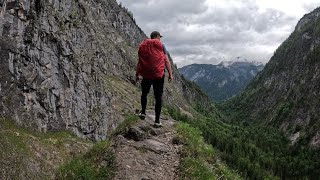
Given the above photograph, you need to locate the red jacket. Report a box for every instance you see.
[136,39,165,79]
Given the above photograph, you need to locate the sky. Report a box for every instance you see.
[116,0,320,67]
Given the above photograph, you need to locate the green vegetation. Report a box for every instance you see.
[0,106,137,179]
[210,11,320,179]
[181,75,209,99]
[307,44,320,64]
[0,118,92,179]
[176,123,215,163]
[315,18,320,36]
[180,64,264,102]
[0,117,117,179]
[110,114,140,137]
[203,12,320,178]
[175,122,241,180]
[179,157,216,179]
[167,106,241,179]
[57,114,140,179]
[56,141,115,180]
[175,123,216,179]
[168,105,320,179]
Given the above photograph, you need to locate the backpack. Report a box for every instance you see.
[137,39,165,79]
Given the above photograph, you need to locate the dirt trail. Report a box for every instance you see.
[113,110,181,180]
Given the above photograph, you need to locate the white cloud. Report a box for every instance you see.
[117,0,320,67]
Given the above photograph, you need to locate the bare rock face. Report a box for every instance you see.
[0,0,146,140]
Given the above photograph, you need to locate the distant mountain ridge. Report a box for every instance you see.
[179,60,264,101]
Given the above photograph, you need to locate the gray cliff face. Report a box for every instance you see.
[0,0,146,140]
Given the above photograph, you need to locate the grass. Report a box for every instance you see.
[0,118,93,179]
[175,122,216,179]
[56,141,115,180]
[0,110,137,179]
[110,114,140,137]
[175,122,242,180]
[168,105,242,179]
[56,114,141,179]
[175,123,215,162]
[179,157,216,180]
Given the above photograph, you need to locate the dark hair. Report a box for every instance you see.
[150,31,162,39]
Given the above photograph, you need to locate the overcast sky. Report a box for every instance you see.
[116,0,320,67]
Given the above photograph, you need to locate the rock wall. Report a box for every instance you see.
[0,0,146,140]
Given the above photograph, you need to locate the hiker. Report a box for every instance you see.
[136,31,173,127]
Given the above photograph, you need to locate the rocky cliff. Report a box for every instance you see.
[222,7,320,147]
[0,0,207,141]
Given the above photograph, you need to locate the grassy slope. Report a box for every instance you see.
[0,118,93,179]
[175,122,242,180]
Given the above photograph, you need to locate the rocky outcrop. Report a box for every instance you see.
[0,0,146,140]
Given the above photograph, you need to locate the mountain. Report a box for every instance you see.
[222,7,320,148]
[0,0,212,177]
[179,60,264,101]
[4,0,319,179]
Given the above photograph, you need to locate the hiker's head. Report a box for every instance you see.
[150,31,162,39]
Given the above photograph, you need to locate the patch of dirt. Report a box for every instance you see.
[112,111,181,180]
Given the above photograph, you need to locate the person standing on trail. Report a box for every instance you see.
[136,31,173,128]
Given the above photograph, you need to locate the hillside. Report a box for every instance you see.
[179,61,264,101]
[172,7,320,179]
[221,7,320,148]
[212,7,320,179]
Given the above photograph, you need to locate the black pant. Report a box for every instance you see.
[141,76,164,123]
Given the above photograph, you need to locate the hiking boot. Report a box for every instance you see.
[138,112,146,120]
[153,122,162,128]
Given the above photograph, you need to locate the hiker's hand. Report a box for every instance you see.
[168,75,173,83]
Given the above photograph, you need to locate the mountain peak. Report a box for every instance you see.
[218,58,264,68]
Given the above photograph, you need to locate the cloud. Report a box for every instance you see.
[303,2,320,13]
[120,0,207,23]
[117,0,319,67]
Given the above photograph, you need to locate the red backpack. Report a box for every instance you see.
[137,39,165,79]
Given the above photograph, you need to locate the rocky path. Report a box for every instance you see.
[112,111,181,180]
